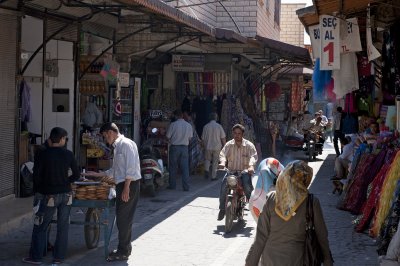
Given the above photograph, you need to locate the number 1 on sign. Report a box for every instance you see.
[323,42,334,65]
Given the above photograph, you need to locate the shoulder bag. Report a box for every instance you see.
[303,193,323,266]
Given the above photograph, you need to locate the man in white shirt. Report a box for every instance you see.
[332,136,354,180]
[84,122,141,261]
[166,109,193,191]
[201,113,226,180]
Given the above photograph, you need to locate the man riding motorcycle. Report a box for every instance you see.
[303,116,325,154]
[217,124,258,221]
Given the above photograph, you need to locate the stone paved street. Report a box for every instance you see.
[0,142,379,266]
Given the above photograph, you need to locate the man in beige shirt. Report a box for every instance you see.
[201,113,226,180]
[217,124,258,221]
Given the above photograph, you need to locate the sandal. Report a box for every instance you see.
[107,250,129,262]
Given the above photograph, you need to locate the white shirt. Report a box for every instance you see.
[166,118,193,146]
[201,120,226,150]
[339,142,354,162]
[104,135,141,184]
[219,138,258,171]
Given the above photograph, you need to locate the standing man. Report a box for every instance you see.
[333,106,345,156]
[201,113,226,180]
[217,124,258,221]
[23,127,79,265]
[166,109,193,191]
[84,122,141,261]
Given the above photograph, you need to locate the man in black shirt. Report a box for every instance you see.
[23,127,79,265]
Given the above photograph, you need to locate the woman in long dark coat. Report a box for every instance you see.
[246,160,333,266]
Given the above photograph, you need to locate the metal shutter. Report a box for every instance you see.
[0,13,17,197]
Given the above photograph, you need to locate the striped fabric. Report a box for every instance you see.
[219,138,258,171]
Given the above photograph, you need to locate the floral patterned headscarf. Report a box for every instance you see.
[275,160,313,221]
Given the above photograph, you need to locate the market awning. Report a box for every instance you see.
[253,35,312,67]
[296,0,381,28]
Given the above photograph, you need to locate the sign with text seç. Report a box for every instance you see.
[172,54,205,72]
[320,15,340,70]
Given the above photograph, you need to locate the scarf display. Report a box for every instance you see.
[275,160,313,221]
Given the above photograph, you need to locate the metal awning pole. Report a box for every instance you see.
[41,13,47,143]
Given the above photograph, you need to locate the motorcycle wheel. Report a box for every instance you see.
[84,208,100,249]
[225,199,234,233]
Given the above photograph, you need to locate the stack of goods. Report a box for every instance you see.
[72,177,114,200]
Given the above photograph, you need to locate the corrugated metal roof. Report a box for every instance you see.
[296,0,381,27]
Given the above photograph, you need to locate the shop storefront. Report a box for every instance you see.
[297,0,400,261]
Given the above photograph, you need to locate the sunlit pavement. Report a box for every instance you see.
[0,142,378,265]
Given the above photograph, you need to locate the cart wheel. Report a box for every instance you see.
[84,208,100,249]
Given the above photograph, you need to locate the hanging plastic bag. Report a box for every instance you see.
[249,158,284,223]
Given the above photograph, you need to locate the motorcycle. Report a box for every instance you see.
[303,129,324,161]
[222,170,247,233]
[139,128,165,197]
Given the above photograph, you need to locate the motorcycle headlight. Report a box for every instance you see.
[226,175,238,187]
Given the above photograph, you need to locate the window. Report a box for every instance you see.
[274,0,281,25]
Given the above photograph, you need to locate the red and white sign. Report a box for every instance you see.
[319,15,340,70]
[320,15,340,70]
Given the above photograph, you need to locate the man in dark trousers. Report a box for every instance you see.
[23,127,79,265]
[85,122,141,261]
[333,106,345,156]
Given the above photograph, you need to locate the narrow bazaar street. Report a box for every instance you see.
[0,143,379,266]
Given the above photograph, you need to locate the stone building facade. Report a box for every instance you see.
[169,0,281,39]
[280,3,306,47]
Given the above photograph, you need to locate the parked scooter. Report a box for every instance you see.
[221,169,247,233]
[139,128,164,197]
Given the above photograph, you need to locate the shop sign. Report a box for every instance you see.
[133,78,141,144]
[340,18,362,53]
[149,110,163,118]
[119,72,130,87]
[172,54,205,72]
[309,24,321,59]
[320,15,340,70]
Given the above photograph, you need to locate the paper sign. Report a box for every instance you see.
[119,72,129,87]
[340,18,362,53]
[320,15,340,70]
[309,24,321,59]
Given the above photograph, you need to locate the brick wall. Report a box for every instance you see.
[257,0,280,39]
[280,3,305,47]
[165,0,280,39]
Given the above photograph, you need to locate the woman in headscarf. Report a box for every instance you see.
[245,160,333,266]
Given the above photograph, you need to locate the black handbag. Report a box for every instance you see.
[303,193,323,266]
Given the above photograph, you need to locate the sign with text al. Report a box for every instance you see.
[320,15,340,70]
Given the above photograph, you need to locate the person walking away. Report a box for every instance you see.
[333,106,345,156]
[217,124,258,221]
[245,160,333,266]
[201,113,226,180]
[23,127,79,265]
[166,109,193,191]
[84,122,141,261]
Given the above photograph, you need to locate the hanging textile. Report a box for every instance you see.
[355,149,396,233]
[370,150,400,237]
[312,58,332,101]
[377,180,400,255]
[20,80,32,123]
[381,21,400,98]
[332,53,359,99]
